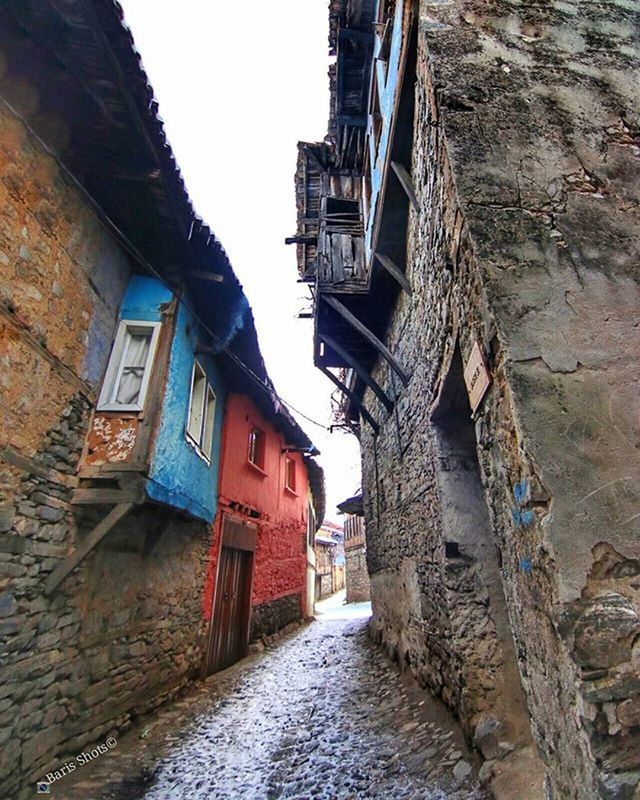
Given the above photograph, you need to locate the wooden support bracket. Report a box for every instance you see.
[319,333,394,412]
[321,295,410,386]
[318,366,379,433]
[44,503,135,595]
[391,161,420,212]
[375,253,412,296]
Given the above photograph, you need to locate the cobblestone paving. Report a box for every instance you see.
[55,594,486,800]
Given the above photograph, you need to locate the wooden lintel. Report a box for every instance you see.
[71,486,145,506]
[44,503,135,595]
[319,333,394,412]
[321,295,410,386]
[375,253,412,295]
[391,161,420,212]
[77,463,147,479]
[318,366,379,433]
[189,270,224,283]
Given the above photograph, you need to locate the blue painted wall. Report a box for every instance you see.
[365,0,405,255]
[148,298,226,523]
[114,275,225,523]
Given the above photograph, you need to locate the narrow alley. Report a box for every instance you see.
[56,594,486,800]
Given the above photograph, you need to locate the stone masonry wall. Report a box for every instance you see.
[250,592,302,641]
[361,1,640,797]
[0,401,211,797]
[0,100,215,797]
[345,543,370,603]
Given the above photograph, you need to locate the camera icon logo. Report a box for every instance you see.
[36,782,50,794]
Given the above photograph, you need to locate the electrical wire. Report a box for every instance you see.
[2,97,332,434]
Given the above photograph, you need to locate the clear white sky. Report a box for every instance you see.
[119,0,361,520]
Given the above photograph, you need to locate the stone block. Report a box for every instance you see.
[35,505,65,523]
[0,592,18,617]
[21,726,62,770]
[618,698,640,729]
[573,594,640,669]
[0,506,15,532]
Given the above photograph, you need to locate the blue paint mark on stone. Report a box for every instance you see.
[520,509,535,527]
[519,558,533,575]
[513,479,529,507]
[511,505,535,528]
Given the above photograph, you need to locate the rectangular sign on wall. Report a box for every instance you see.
[463,341,491,413]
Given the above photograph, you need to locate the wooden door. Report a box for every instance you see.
[206,517,256,675]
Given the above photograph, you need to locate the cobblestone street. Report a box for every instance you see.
[54,594,486,800]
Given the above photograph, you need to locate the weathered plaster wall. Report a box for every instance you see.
[203,394,308,632]
[149,300,226,523]
[361,1,640,797]
[0,101,129,483]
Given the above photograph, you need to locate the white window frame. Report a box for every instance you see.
[186,360,216,463]
[97,320,162,412]
[284,456,296,492]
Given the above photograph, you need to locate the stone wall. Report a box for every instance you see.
[0,394,212,799]
[250,592,302,641]
[345,543,370,603]
[360,1,640,797]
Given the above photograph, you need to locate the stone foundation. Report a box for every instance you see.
[249,592,302,641]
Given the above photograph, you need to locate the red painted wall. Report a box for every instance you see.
[202,394,309,620]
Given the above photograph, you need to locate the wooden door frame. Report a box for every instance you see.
[203,513,257,676]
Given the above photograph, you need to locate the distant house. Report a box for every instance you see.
[314,521,345,600]
[203,394,324,673]
[338,493,370,603]
[0,2,323,794]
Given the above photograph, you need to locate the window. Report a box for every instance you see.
[285,456,296,492]
[186,361,216,460]
[325,197,363,235]
[97,320,161,412]
[248,426,266,470]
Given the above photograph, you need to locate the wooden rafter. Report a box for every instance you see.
[318,366,380,433]
[319,333,394,412]
[321,295,410,386]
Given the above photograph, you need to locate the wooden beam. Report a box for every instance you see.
[321,295,410,386]
[285,234,318,245]
[391,161,420,212]
[44,503,135,595]
[71,486,145,505]
[318,366,379,433]
[189,271,224,283]
[319,334,394,412]
[375,253,413,295]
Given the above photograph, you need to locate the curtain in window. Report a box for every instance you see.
[116,332,151,405]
